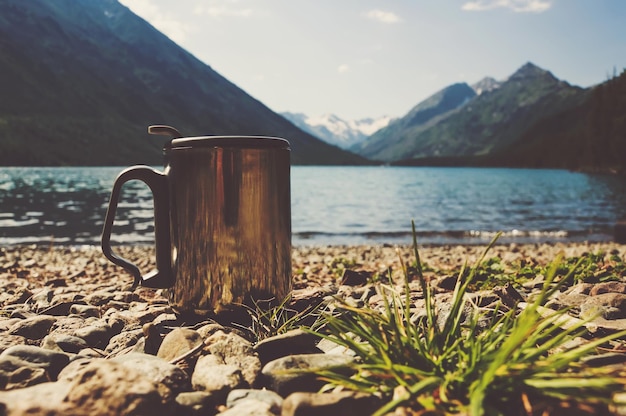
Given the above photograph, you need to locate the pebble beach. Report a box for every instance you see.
[0,241,625,415]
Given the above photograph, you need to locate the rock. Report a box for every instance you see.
[205,330,262,387]
[40,301,75,316]
[73,319,115,348]
[8,315,57,340]
[69,304,101,318]
[0,335,28,354]
[118,304,174,325]
[340,269,371,286]
[589,282,626,296]
[0,318,21,331]
[0,379,72,415]
[41,333,89,354]
[105,328,144,356]
[57,358,94,382]
[581,293,626,319]
[83,289,117,306]
[281,391,381,416]
[315,338,354,355]
[0,345,70,389]
[175,391,216,415]
[218,399,275,415]
[49,315,87,336]
[254,329,320,365]
[226,388,283,413]
[157,327,203,362]
[30,288,55,311]
[141,322,164,355]
[191,355,246,403]
[112,353,190,395]
[261,354,354,397]
[64,359,175,414]
[196,322,227,339]
[0,288,32,306]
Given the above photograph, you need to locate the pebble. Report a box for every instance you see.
[0,243,623,414]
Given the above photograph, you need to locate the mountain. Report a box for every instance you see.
[351,82,477,161]
[471,77,502,95]
[354,63,587,163]
[281,112,393,149]
[484,69,626,172]
[0,0,369,166]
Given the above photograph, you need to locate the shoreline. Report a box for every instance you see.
[1,241,624,289]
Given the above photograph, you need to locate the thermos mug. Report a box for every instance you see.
[101,126,292,317]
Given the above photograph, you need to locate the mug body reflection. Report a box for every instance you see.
[167,142,291,315]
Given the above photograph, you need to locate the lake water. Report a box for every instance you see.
[1,166,625,246]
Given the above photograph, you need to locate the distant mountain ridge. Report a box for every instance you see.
[359,62,625,173]
[471,77,502,95]
[0,0,369,166]
[351,82,477,160]
[281,112,393,149]
[351,63,587,162]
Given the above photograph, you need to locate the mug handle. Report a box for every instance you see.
[101,165,173,289]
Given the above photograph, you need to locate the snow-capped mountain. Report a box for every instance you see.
[281,112,393,149]
[471,77,502,95]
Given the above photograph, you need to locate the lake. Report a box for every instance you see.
[1,166,625,246]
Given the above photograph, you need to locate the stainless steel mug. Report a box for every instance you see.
[101,126,292,317]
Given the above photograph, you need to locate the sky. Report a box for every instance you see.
[118,0,625,121]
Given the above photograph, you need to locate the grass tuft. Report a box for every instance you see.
[310,222,626,415]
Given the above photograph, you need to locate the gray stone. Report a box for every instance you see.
[281,391,382,416]
[254,329,320,365]
[226,388,283,413]
[118,304,174,325]
[219,399,275,415]
[30,288,54,310]
[105,328,144,356]
[112,353,190,394]
[83,289,116,306]
[69,304,101,318]
[206,330,262,387]
[196,322,227,339]
[62,359,175,414]
[192,355,246,402]
[57,357,94,382]
[0,379,72,415]
[0,318,21,331]
[582,293,626,319]
[157,327,203,362]
[589,281,626,296]
[41,333,89,353]
[49,315,87,336]
[0,335,28,354]
[261,354,354,396]
[0,345,70,389]
[0,287,32,307]
[8,315,57,340]
[175,391,215,416]
[73,319,115,348]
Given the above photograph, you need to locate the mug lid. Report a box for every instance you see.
[170,136,290,150]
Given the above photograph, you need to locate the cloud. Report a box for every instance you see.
[119,0,189,42]
[462,0,552,13]
[337,64,350,74]
[193,0,256,18]
[194,5,254,18]
[364,9,401,24]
